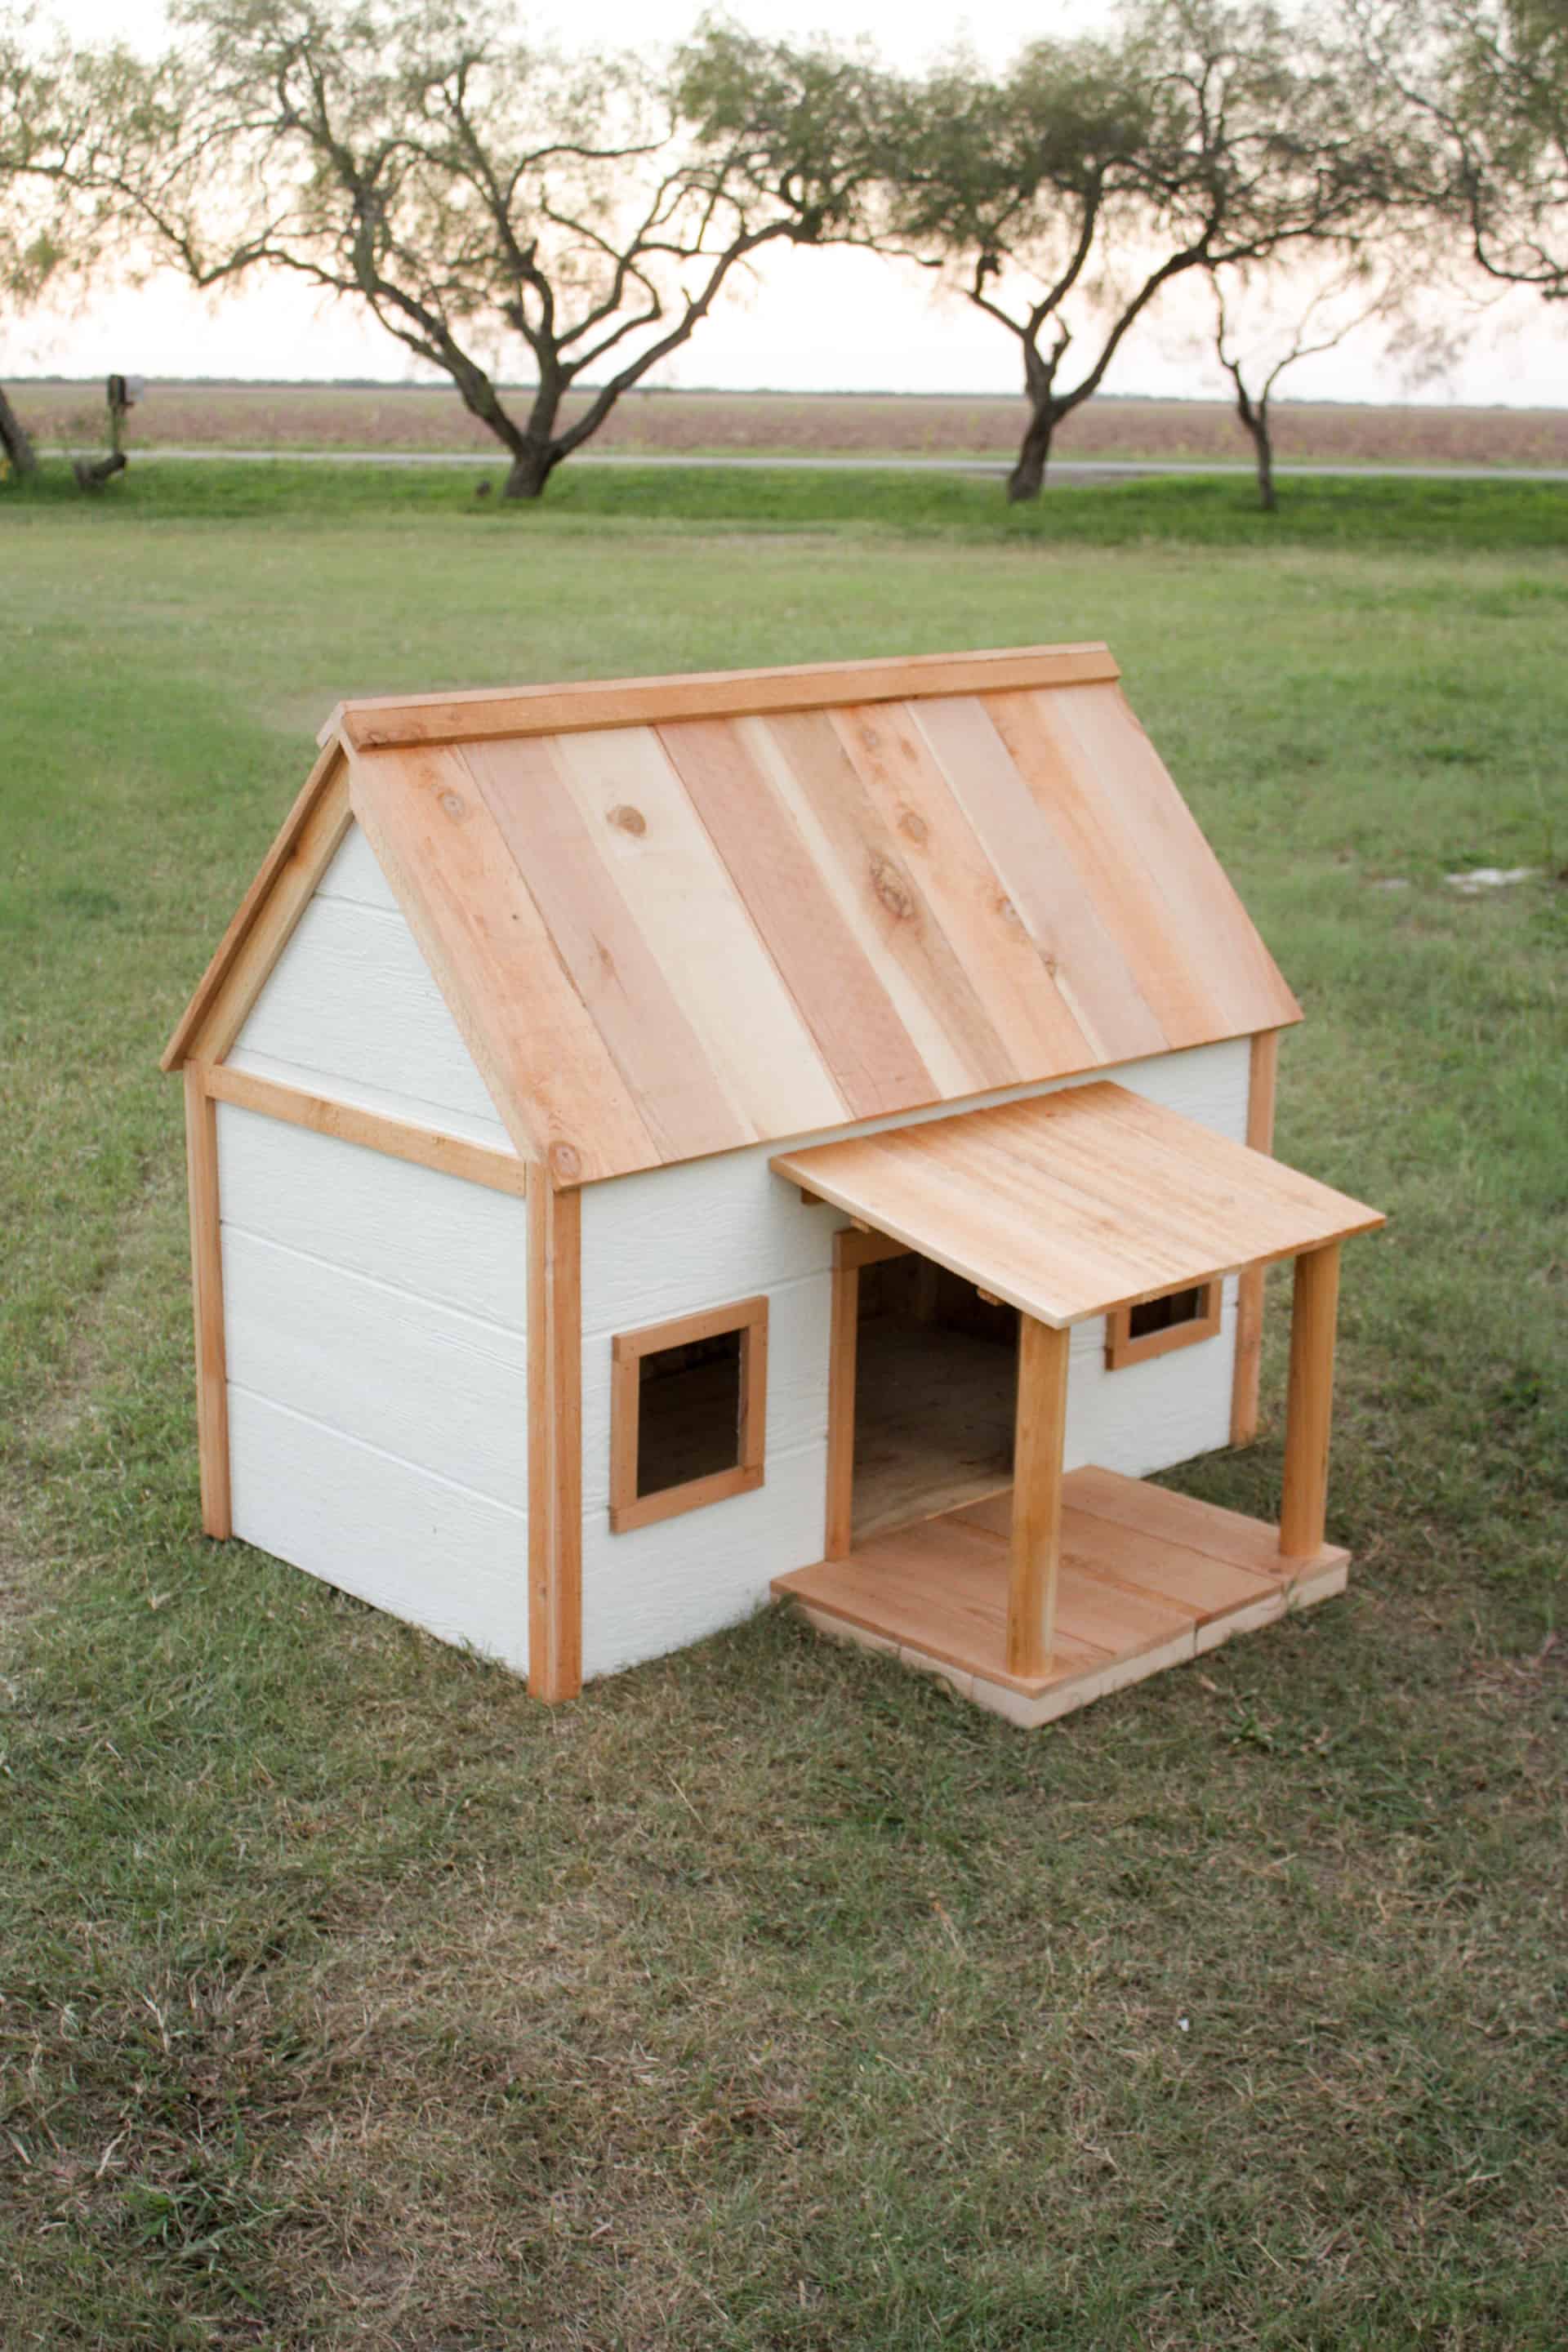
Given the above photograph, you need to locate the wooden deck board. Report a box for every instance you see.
[774,1465,1348,1724]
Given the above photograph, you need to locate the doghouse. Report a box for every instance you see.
[163,644,1383,1726]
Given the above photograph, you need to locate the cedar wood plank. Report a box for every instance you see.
[748,709,1019,1098]
[528,1181,583,1699]
[327,642,1121,751]
[350,746,660,1184]
[985,688,1246,1051]
[183,1064,231,1537]
[1231,1028,1281,1446]
[461,736,751,1164]
[774,1082,1383,1325]
[829,702,1094,1076]
[912,695,1171,1063]
[545,725,846,1148]
[1052,684,1302,1033]
[205,1061,529,1197]
[658,714,938,1120]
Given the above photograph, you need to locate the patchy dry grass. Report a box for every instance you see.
[2,476,1565,2346]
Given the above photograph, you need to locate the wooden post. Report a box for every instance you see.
[1231,1027,1281,1446]
[1279,1240,1341,1559]
[528,1180,582,1701]
[183,1063,231,1539]
[825,1261,859,1561]
[1009,1316,1071,1677]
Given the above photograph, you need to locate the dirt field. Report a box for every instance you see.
[14,378,1568,466]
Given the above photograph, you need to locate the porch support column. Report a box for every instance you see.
[1009,1315,1071,1678]
[1279,1240,1341,1559]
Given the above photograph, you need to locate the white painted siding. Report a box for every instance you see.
[229,823,516,1152]
[217,1103,529,1673]
[577,1037,1253,1682]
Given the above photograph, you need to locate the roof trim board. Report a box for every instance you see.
[772,1082,1384,1329]
[323,642,1122,753]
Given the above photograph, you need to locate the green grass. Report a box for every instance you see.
[11,449,1568,548]
[2,467,1566,2349]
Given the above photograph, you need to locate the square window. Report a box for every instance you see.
[1105,1280,1222,1370]
[610,1297,768,1534]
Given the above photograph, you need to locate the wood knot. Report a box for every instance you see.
[996,893,1022,926]
[548,1141,582,1184]
[869,854,916,923]
[439,789,467,821]
[898,809,928,846]
[608,804,647,836]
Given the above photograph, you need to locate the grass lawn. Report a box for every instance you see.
[2,464,1566,2350]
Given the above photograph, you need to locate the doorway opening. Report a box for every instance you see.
[851,1249,1019,1543]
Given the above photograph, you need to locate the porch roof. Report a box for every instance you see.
[772,1081,1383,1330]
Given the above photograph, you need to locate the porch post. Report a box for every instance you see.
[1009,1316,1071,1677]
[1279,1240,1342,1559]
[824,1259,859,1561]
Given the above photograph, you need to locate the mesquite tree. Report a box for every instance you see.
[111,0,880,498]
[1358,0,1566,305]
[1206,240,1450,507]
[689,2,1399,501]
[907,2,1404,501]
[0,9,116,474]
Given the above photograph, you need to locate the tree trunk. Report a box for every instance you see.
[1006,403,1058,504]
[502,440,559,501]
[1228,375,1276,514]
[72,451,127,491]
[1246,409,1276,512]
[0,383,37,477]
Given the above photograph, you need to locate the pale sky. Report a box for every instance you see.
[18,0,1565,407]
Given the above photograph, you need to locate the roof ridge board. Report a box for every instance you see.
[323,643,1120,755]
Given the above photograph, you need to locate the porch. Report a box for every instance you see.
[770,1079,1383,1727]
[774,1466,1348,1727]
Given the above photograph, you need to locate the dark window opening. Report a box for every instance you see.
[636,1328,743,1499]
[1128,1285,1207,1340]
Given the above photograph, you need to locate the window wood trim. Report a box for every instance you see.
[1104,1281,1223,1370]
[609,1295,768,1535]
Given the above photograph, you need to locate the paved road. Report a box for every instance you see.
[134,446,1568,483]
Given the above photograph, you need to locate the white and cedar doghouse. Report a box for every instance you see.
[163,644,1383,1728]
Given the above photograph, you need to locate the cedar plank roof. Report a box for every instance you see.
[166,645,1301,1184]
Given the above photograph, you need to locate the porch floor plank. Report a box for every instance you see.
[774,1465,1348,1726]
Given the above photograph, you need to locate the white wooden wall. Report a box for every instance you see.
[228,825,518,1153]
[579,1037,1252,1682]
[220,825,528,1671]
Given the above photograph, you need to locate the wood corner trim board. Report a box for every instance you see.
[1230,1026,1283,1447]
[326,643,1121,753]
[183,1063,231,1539]
[528,1178,583,1704]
